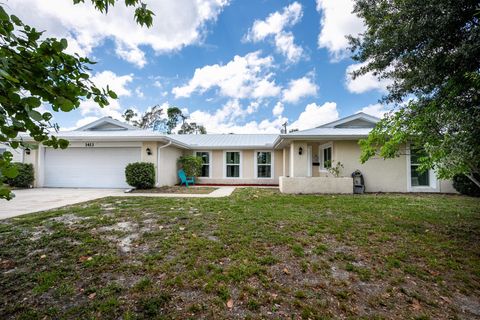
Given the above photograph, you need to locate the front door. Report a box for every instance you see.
[307,146,312,177]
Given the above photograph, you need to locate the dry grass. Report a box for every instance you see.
[0,188,479,319]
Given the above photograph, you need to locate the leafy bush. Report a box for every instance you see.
[125,162,155,189]
[178,155,203,177]
[325,161,344,177]
[453,174,480,197]
[6,163,34,188]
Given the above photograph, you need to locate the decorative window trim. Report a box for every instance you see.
[223,150,242,179]
[406,143,439,192]
[254,150,274,179]
[319,142,333,172]
[194,150,212,178]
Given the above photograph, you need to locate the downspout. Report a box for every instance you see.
[156,140,172,187]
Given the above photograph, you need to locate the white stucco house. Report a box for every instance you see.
[17,113,456,194]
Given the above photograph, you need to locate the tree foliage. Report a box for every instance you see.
[0,6,112,199]
[178,155,203,177]
[0,1,154,199]
[123,106,207,134]
[73,0,154,27]
[166,107,183,134]
[351,0,480,188]
[178,122,207,134]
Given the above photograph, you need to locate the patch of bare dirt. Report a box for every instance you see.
[49,214,89,225]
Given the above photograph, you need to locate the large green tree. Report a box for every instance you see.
[350,0,480,188]
[0,1,154,199]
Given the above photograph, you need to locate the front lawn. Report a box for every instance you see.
[0,189,479,319]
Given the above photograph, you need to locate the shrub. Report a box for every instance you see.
[326,160,344,177]
[177,155,203,177]
[453,174,480,197]
[125,162,155,189]
[6,163,34,188]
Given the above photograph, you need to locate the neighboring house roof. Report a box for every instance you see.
[168,134,278,149]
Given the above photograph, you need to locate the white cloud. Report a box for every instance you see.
[79,99,124,120]
[245,2,304,63]
[8,0,229,67]
[246,101,260,114]
[272,102,284,116]
[115,42,147,68]
[345,62,392,94]
[357,103,389,118]
[135,87,145,99]
[185,99,287,133]
[316,0,365,60]
[60,116,100,131]
[282,75,318,103]
[184,100,339,134]
[78,70,133,119]
[90,70,133,97]
[172,51,281,99]
[289,102,339,130]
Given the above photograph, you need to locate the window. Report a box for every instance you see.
[195,151,210,178]
[256,151,272,178]
[410,148,429,186]
[225,151,241,178]
[320,143,332,170]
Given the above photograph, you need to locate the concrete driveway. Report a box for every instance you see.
[0,188,124,219]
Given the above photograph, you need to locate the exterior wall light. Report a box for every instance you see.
[298,147,303,155]
[146,148,152,155]
[25,148,31,155]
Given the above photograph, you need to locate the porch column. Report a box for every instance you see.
[289,141,309,177]
[37,144,45,187]
[282,147,290,177]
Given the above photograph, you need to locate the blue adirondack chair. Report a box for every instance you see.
[178,169,195,187]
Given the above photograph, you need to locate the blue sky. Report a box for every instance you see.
[10,0,390,133]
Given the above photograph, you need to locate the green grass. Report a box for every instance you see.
[0,188,479,319]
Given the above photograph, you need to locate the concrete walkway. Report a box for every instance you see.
[122,186,236,198]
[0,187,236,219]
[0,188,124,219]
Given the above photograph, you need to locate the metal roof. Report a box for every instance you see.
[318,112,380,128]
[168,134,278,149]
[17,114,377,150]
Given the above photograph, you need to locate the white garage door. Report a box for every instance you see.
[44,147,141,188]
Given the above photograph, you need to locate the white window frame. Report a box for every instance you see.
[223,150,242,179]
[319,142,333,172]
[193,150,212,178]
[254,150,274,179]
[406,143,438,192]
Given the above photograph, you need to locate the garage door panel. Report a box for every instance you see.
[44,147,141,188]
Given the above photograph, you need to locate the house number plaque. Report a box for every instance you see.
[85,142,95,147]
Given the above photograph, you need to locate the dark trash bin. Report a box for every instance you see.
[351,170,365,194]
